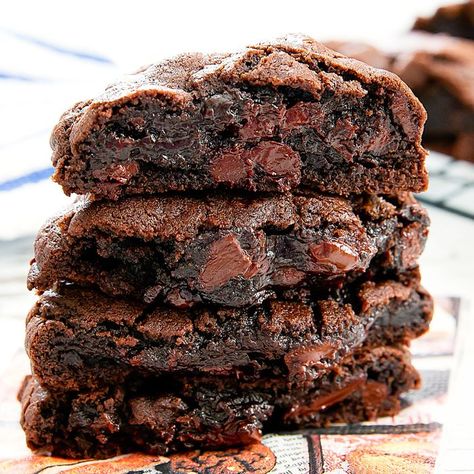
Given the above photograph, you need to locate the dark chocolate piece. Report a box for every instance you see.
[19,345,420,459]
[28,193,429,308]
[51,35,428,199]
[26,270,431,391]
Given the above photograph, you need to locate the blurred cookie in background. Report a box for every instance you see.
[327,34,474,162]
[413,0,474,40]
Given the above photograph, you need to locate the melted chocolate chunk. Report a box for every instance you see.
[361,380,390,415]
[285,376,367,420]
[199,234,253,291]
[249,141,301,181]
[91,161,139,185]
[239,101,285,140]
[308,241,360,273]
[284,342,337,381]
[210,141,301,189]
[210,151,252,184]
[282,102,319,130]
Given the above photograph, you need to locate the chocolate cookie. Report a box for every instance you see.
[51,35,428,199]
[26,270,431,391]
[328,35,474,162]
[414,1,474,40]
[28,193,429,308]
[19,345,420,459]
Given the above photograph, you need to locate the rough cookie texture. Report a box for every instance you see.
[329,34,474,162]
[19,345,420,459]
[51,35,428,199]
[26,270,432,391]
[414,0,474,40]
[28,193,429,308]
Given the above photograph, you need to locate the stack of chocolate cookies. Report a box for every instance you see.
[19,35,432,459]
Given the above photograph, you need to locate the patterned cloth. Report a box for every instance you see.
[0,28,118,240]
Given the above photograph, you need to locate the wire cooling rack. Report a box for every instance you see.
[418,152,474,220]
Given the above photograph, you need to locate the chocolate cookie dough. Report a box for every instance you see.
[26,271,432,391]
[51,35,428,199]
[19,345,420,459]
[28,193,429,308]
[414,1,474,40]
[328,34,474,162]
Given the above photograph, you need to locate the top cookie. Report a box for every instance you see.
[51,35,428,199]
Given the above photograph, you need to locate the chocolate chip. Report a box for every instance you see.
[309,241,360,273]
[210,150,252,184]
[211,141,301,186]
[281,102,325,132]
[199,234,253,291]
[285,342,337,370]
[250,141,301,178]
[284,375,367,420]
[399,223,425,269]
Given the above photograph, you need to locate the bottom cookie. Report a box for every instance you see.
[19,345,419,459]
